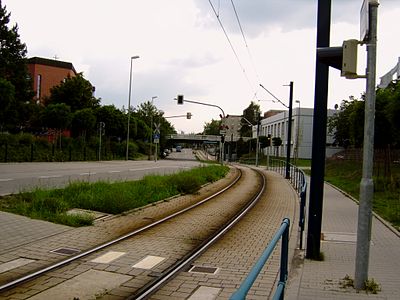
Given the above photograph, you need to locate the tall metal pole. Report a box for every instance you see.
[306,0,331,259]
[255,113,260,167]
[285,81,294,179]
[355,0,379,290]
[126,56,139,160]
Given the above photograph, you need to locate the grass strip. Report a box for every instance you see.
[0,165,229,227]
[324,159,400,230]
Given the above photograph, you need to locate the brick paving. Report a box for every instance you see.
[150,169,299,300]
[285,181,400,300]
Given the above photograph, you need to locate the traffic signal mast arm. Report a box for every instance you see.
[175,95,225,118]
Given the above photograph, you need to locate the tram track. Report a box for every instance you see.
[0,165,266,299]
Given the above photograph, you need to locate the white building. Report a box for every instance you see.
[256,108,342,159]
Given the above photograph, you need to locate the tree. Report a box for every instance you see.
[328,97,364,148]
[0,2,33,130]
[48,73,99,112]
[0,77,15,131]
[41,103,71,129]
[95,105,126,140]
[203,119,221,135]
[379,80,400,147]
[240,101,261,137]
[71,108,96,139]
[41,103,72,148]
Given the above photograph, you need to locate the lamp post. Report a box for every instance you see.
[259,82,294,178]
[295,100,301,164]
[126,55,140,160]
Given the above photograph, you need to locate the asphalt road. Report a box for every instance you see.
[0,148,201,195]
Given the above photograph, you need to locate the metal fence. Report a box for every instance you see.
[270,159,308,249]
[230,218,290,300]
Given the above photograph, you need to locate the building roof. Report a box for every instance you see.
[27,57,77,74]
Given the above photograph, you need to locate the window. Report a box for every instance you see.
[36,74,42,99]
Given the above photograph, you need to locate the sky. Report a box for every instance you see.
[5,0,400,133]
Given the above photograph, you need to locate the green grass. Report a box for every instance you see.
[325,159,400,230]
[0,165,229,227]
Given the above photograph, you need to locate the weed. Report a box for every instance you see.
[339,275,381,294]
[365,278,381,294]
[340,274,354,289]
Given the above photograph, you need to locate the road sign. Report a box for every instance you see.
[153,133,160,139]
[154,123,161,134]
[154,138,159,144]
[360,0,369,42]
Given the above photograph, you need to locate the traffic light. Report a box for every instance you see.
[177,95,184,105]
[186,112,192,119]
[267,134,271,147]
[341,39,358,79]
[317,39,359,79]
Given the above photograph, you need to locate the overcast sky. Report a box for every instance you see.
[5,0,400,133]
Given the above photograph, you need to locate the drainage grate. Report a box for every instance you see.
[189,266,219,274]
[51,247,81,256]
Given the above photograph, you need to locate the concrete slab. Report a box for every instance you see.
[188,286,221,299]
[28,269,131,300]
[132,255,165,270]
[0,258,35,274]
[91,251,126,264]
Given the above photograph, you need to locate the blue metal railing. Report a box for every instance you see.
[270,159,307,249]
[230,218,290,300]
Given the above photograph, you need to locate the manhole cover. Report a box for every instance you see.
[189,266,219,274]
[51,247,80,255]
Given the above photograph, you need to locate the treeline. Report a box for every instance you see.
[328,79,400,149]
[0,3,176,161]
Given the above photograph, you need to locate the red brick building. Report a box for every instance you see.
[27,57,77,104]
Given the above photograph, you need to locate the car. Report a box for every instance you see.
[176,145,182,152]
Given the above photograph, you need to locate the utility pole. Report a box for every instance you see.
[355,0,379,290]
[306,0,331,259]
[285,81,294,179]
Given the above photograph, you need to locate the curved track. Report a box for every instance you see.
[0,165,266,299]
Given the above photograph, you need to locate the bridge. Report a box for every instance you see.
[166,134,221,143]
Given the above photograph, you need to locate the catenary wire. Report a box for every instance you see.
[207,0,257,98]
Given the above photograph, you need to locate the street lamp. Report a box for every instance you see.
[126,55,140,160]
[259,82,294,178]
[295,100,301,163]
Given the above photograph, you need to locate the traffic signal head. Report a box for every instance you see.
[177,95,184,105]
[341,39,358,79]
[186,112,192,119]
[317,39,359,79]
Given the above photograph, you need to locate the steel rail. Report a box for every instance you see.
[0,168,243,292]
[130,167,266,300]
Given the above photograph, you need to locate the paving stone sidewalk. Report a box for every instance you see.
[285,181,400,299]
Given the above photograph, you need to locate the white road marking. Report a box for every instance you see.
[0,178,13,182]
[129,167,163,172]
[79,172,96,176]
[108,170,121,173]
[38,175,62,179]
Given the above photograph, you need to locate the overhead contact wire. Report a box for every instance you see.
[207,0,255,94]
